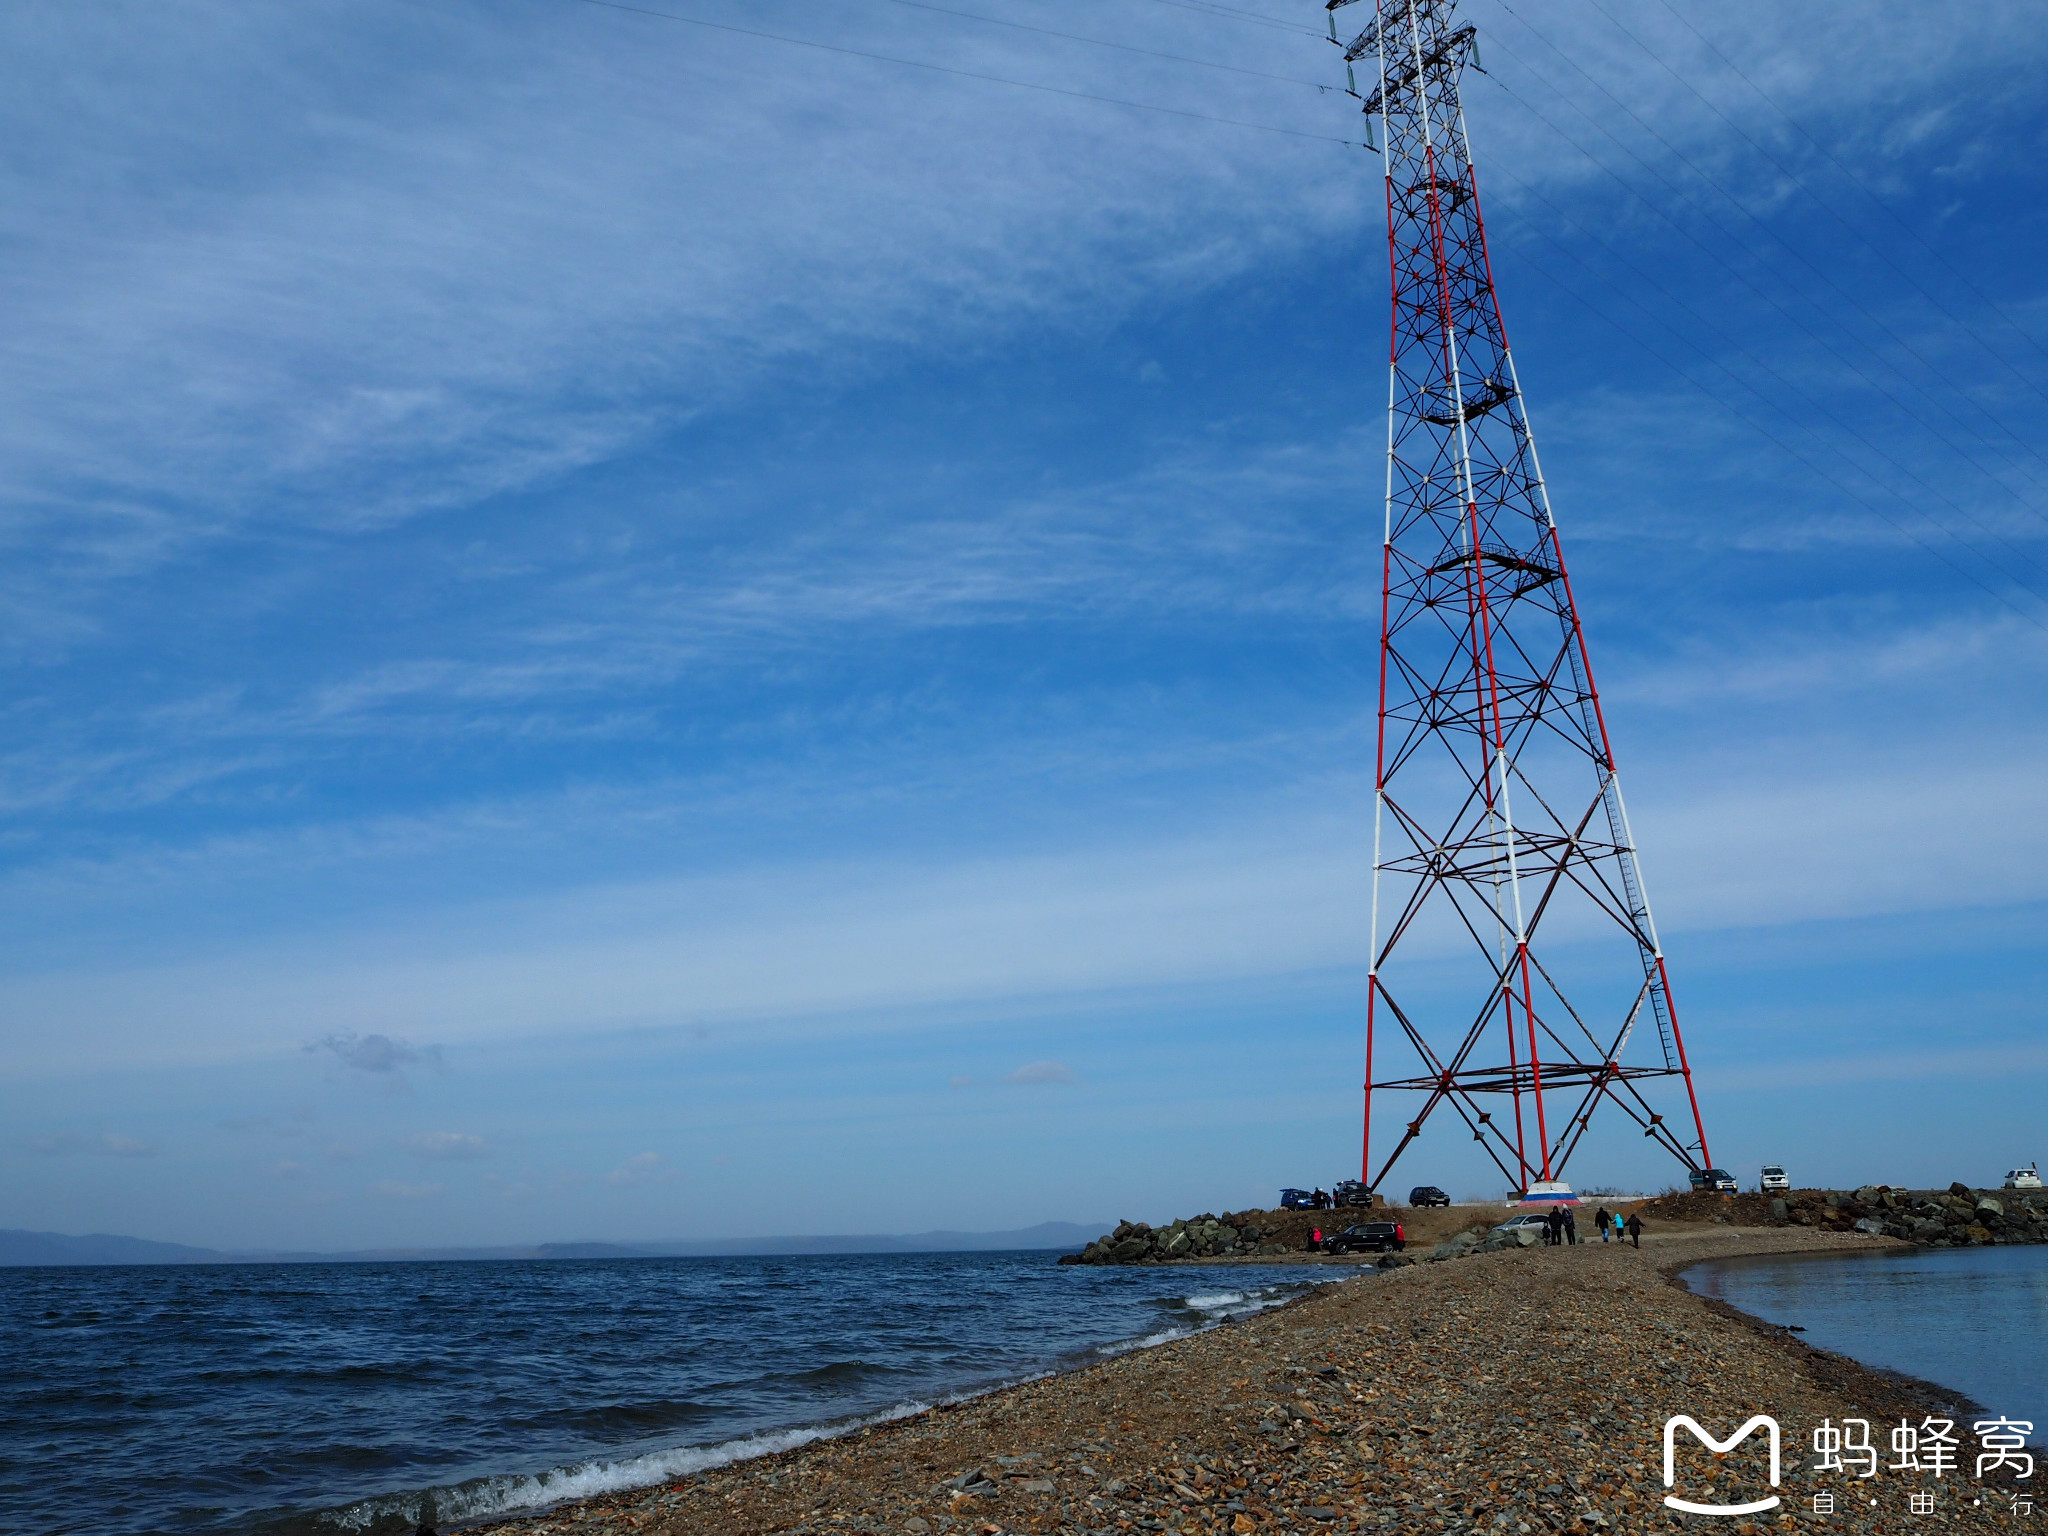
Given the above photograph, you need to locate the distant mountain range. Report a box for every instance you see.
[0,1221,1107,1267]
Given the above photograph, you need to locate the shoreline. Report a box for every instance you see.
[462,1222,2027,1536]
[1657,1235,1985,1427]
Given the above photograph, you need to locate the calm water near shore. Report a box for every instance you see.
[1681,1244,2048,1436]
[0,1251,1340,1536]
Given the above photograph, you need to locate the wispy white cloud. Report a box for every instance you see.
[403,1131,490,1161]
[371,1179,444,1201]
[1701,1041,2048,1091]
[310,1032,440,1075]
[2,726,2042,1083]
[0,0,1365,600]
[1005,1060,1077,1086]
[604,1151,669,1188]
[1603,610,2048,709]
[24,1131,156,1157]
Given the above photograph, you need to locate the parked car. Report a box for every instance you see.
[1323,1221,1405,1254]
[1279,1187,1314,1210]
[1333,1180,1375,1208]
[1689,1168,1738,1193]
[1408,1185,1451,1207]
[1492,1212,1551,1235]
[1759,1165,1790,1193]
[2005,1164,2043,1191]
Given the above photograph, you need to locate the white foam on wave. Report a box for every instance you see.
[1183,1273,1350,1321]
[311,1401,937,1534]
[1092,1325,1194,1357]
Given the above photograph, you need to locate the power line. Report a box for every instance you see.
[1130,0,1321,39]
[1646,0,2048,388]
[866,0,1330,89]
[569,0,1364,146]
[1491,4,2048,542]
[1566,0,2048,495]
[1497,214,2048,636]
[1475,37,2048,589]
[1470,154,2048,630]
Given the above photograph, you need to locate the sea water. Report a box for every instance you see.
[1680,1244,2048,1436]
[0,1251,1342,1536]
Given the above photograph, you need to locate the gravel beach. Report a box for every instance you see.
[474,1225,2030,1536]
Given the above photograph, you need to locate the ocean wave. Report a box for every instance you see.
[1174,1274,1347,1322]
[524,1398,724,1436]
[777,1359,900,1388]
[1180,1291,1248,1310]
[1091,1326,1194,1356]
[19,1253,1371,1536]
[297,1401,938,1536]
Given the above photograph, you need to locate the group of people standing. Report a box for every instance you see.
[1542,1204,1644,1246]
[1582,1204,1643,1247]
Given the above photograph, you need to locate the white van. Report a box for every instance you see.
[1759,1165,1790,1192]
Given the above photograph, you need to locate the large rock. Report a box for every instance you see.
[1853,1217,1886,1235]
[1769,1199,1789,1220]
[1977,1197,2006,1218]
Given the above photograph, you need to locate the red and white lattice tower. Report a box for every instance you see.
[1326,0,1712,1193]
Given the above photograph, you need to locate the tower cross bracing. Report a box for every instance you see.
[1327,0,1712,1191]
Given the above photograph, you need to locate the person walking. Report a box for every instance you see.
[1615,1212,1626,1243]
[1563,1207,1578,1245]
[1625,1211,1643,1248]
[1594,1205,1610,1242]
[1545,1207,1561,1246]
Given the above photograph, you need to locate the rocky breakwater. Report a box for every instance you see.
[1060,1208,1356,1265]
[1776,1182,2048,1246]
[1061,1206,1508,1266]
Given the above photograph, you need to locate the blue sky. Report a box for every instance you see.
[2,0,2046,1251]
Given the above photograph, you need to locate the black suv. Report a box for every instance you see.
[1688,1168,1738,1193]
[1322,1221,1406,1254]
[1408,1185,1451,1207]
[1332,1180,1374,1208]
